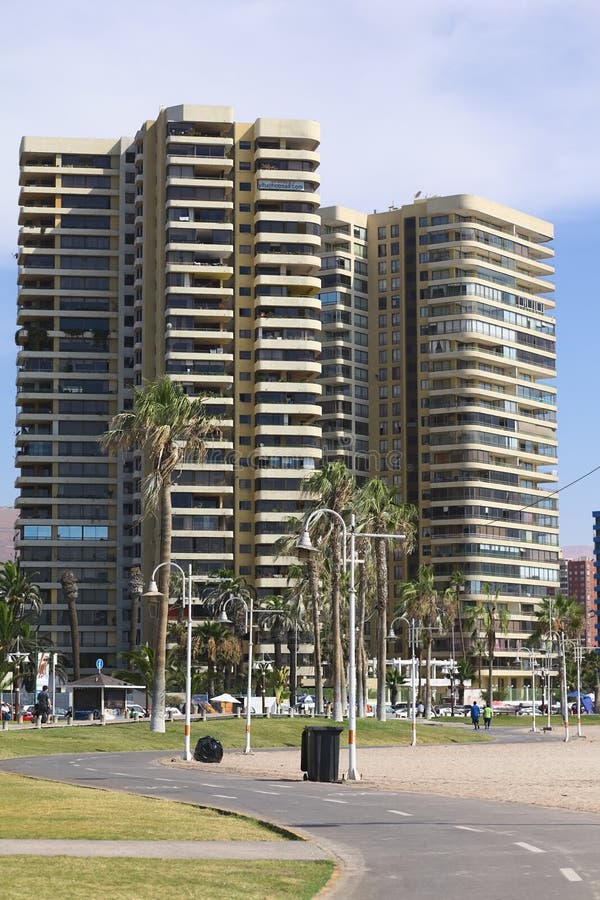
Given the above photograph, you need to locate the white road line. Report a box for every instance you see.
[155,777,175,782]
[84,768,96,772]
[560,868,583,882]
[455,825,483,832]
[109,772,129,777]
[515,842,545,854]
[322,798,347,804]
[254,790,279,795]
[388,810,412,817]
[200,782,223,788]
[212,794,237,799]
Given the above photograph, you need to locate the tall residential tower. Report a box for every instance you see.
[15,105,321,673]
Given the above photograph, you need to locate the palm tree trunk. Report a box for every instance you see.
[129,594,140,659]
[308,556,324,715]
[287,630,297,708]
[456,587,467,660]
[69,600,81,681]
[488,652,494,706]
[150,476,172,733]
[129,565,143,659]
[356,548,367,718]
[375,538,388,722]
[61,571,80,681]
[331,524,344,722]
[274,638,283,671]
[425,638,433,717]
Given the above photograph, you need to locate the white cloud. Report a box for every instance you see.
[1,0,600,255]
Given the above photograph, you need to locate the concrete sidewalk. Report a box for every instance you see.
[0,838,329,860]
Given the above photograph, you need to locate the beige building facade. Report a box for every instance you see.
[15,106,321,674]
[320,195,559,698]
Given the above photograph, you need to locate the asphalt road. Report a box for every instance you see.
[3,749,600,899]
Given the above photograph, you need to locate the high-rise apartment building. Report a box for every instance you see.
[320,195,559,694]
[560,555,596,647]
[16,109,559,694]
[15,105,321,673]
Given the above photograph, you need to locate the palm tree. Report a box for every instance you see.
[455,657,474,705]
[302,462,355,722]
[356,479,416,721]
[259,594,298,670]
[113,645,155,712]
[355,537,374,718]
[269,665,290,714]
[530,593,584,721]
[0,561,42,617]
[195,621,231,697]
[385,667,406,707]
[101,375,217,733]
[468,584,510,706]
[448,570,466,660]
[530,593,584,644]
[400,565,453,718]
[128,566,144,659]
[60,570,80,681]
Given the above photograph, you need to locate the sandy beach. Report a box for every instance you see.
[181,727,600,816]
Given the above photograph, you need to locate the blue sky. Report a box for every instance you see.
[2,0,600,546]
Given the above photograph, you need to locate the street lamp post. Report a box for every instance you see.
[297,508,405,782]
[6,637,30,723]
[388,615,419,747]
[145,561,193,761]
[217,589,256,754]
[564,639,584,739]
[516,646,540,733]
[545,631,569,743]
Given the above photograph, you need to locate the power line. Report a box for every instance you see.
[485,462,600,527]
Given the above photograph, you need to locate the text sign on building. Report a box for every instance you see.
[257,180,305,192]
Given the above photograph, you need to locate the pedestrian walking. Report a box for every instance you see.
[483,704,492,730]
[471,701,480,730]
[36,685,51,724]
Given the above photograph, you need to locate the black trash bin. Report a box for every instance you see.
[300,726,343,782]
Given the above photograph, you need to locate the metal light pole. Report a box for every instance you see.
[145,561,193,761]
[297,508,405,781]
[564,640,584,739]
[388,615,418,747]
[297,508,357,778]
[544,648,553,731]
[516,647,539,733]
[218,591,256,754]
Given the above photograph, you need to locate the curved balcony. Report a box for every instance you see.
[256,293,321,312]
[255,187,320,207]
[255,252,320,272]
[253,273,321,293]
[254,147,319,166]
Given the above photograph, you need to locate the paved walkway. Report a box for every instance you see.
[0,839,329,860]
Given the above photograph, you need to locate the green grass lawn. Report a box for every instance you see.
[0,713,486,759]
[0,715,483,899]
[1,858,334,900]
[0,770,289,841]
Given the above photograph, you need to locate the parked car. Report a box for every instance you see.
[74,708,100,720]
[126,704,148,718]
[164,706,183,717]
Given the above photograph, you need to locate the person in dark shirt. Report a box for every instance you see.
[37,685,51,724]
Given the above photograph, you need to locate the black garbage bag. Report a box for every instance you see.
[194,735,224,763]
